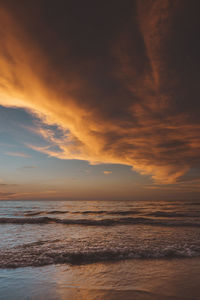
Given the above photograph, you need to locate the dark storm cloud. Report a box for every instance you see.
[0,0,200,183]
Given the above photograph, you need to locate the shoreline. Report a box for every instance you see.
[1,258,200,299]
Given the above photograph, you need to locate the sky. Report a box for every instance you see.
[0,0,200,200]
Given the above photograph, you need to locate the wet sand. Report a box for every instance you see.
[53,288,190,300]
[1,258,200,300]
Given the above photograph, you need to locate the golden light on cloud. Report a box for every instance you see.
[0,0,200,184]
[103,171,112,175]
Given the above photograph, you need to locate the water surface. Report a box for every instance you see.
[1,200,200,299]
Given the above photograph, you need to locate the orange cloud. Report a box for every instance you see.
[0,1,200,184]
[103,171,112,175]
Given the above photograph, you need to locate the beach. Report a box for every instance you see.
[1,258,200,299]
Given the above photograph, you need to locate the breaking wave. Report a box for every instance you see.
[1,244,200,268]
[1,216,200,227]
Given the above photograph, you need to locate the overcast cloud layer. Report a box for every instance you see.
[0,0,200,183]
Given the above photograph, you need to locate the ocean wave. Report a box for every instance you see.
[24,210,69,216]
[147,211,200,218]
[186,202,200,206]
[76,210,140,215]
[1,245,200,268]
[23,210,140,216]
[24,212,43,216]
[1,216,200,227]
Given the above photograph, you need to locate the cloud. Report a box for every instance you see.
[0,1,200,183]
[0,191,17,200]
[21,166,37,169]
[103,171,112,175]
[5,152,30,158]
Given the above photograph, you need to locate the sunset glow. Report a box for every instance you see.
[0,0,200,200]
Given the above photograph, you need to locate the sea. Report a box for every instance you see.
[1,200,200,299]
